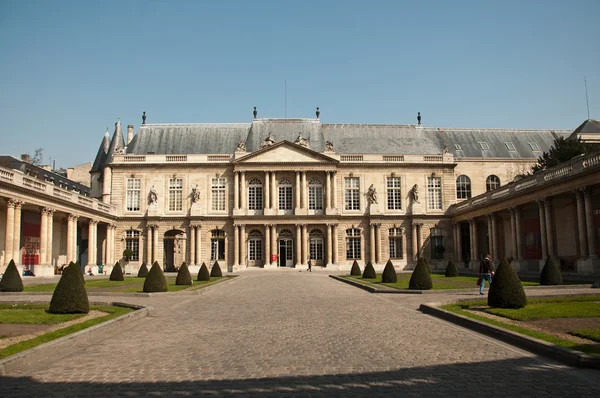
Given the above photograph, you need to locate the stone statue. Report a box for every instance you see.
[191,186,200,204]
[411,184,419,203]
[442,145,449,154]
[324,140,334,153]
[236,140,246,152]
[261,134,275,148]
[367,184,378,204]
[149,186,158,205]
[253,106,257,119]
[142,111,147,125]
[294,133,309,148]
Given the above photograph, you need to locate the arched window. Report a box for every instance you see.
[486,175,501,191]
[125,230,140,261]
[456,175,471,200]
[278,178,293,210]
[248,178,263,210]
[248,230,263,261]
[388,228,403,259]
[210,229,225,261]
[345,228,361,260]
[308,178,323,210]
[309,229,324,260]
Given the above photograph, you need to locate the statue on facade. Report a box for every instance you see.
[411,184,419,203]
[191,186,200,204]
[149,186,158,205]
[294,133,309,148]
[367,184,378,204]
[324,140,334,153]
[442,145,449,154]
[261,134,275,148]
[235,140,246,152]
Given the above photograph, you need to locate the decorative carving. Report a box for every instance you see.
[149,186,158,205]
[294,133,309,148]
[191,186,200,204]
[235,140,247,152]
[323,140,334,153]
[442,145,449,154]
[261,134,275,148]
[411,184,419,203]
[367,184,378,204]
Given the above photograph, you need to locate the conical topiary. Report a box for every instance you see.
[362,261,376,279]
[176,262,192,285]
[424,257,432,274]
[445,258,458,277]
[72,261,85,285]
[0,259,23,292]
[381,260,397,283]
[109,262,124,281]
[540,257,562,285]
[488,258,527,309]
[49,262,89,314]
[210,261,223,277]
[197,262,210,281]
[137,262,149,278]
[143,261,168,292]
[409,257,433,290]
[350,260,361,276]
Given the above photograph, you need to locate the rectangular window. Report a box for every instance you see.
[505,142,516,151]
[248,239,263,261]
[431,236,444,259]
[344,177,360,210]
[386,177,402,210]
[248,186,263,210]
[310,238,324,260]
[126,178,141,211]
[389,237,403,259]
[454,144,462,150]
[211,178,226,211]
[528,142,540,151]
[346,237,361,259]
[279,186,292,210]
[427,177,442,210]
[479,142,490,150]
[168,178,183,211]
[309,186,323,210]
[125,230,140,261]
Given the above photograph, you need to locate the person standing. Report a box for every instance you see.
[479,254,494,295]
[307,258,312,272]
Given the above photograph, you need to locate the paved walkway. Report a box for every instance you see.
[1,271,599,397]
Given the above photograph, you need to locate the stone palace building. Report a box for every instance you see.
[1,110,599,277]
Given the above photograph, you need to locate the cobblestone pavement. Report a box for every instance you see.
[1,271,599,397]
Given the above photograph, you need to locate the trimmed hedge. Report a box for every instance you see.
[49,262,89,314]
[424,257,432,274]
[197,263,210,281]
[540,257,562,285]
[362,261,376,279]
[137,262,149,278]
[409,257,432,290]
[381,260,397,283]
[445,259,458,277]
[176,263,192,285]
[72,262,85,285]
[210,261,223,277]
[350,260,361,276]
[0,259,23,292]
[488,258,527,309]
[109,262,124,281]
[143,261,168,292]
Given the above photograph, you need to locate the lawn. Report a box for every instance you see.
[486,302,600,321]
[569,328,600,343]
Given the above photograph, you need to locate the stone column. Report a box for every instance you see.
[234,172,239,210]
[472,220,478,264]
[417,223,423,258]
[326,172,332,210]
[491,214,499,262]
[108,224,114,266]
[544,198,555,257]
[401,227,408,261]
[456,222,463,263]
[301,172,307,209]
[515,207,523,260]
[87,220,96,266]
[153,225,159,266]
[271,225,278,266]
[39,209,48,264]
[46,209,54,265]
[295,171,301,210]
[190,224,196,265]
[265,224,271,266]
[265,171,270,210]
[536,199,548,259]
[4,200,15,265]
[369,223,376,264]
[271,172,277,210]
[66,215,73,263]
[233,225,239,267]
[583,187,597,258]
[196,225,202,265]
[12,201,23,265]
[102,167,112,204]
[326,224,333,267]
[240,172,246,210]
[487,215,493,259]
[332,172,338,209]
[146,225,153,264]
[412,222,418,262]
[295,224,302,267]
[360,228,365,264]
[332,225,338,265]
[509,208,517,259]
[240,225,247,267]
[576,188,588,257]
[301,224,308,265]
[375,224,381,264]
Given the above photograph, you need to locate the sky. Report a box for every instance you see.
[0,0,599,169]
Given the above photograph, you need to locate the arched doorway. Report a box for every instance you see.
[278,229,294,267]
[309,229,324,267]
[164,229,186,272]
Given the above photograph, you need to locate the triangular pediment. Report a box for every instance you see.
[235,141,338,164]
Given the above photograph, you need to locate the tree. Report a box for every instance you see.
[540,257,563,285]
[362,262,376,279]
[197,263,210,281]
[31,148,43,166]
[488,258,527,309]
[350,260,361,276]
[381,260,397,283]
[49,262,89,314]
[0,260,23,292]
[176,262,192,285]
[532,136,593,173]
[210,261,223,277]
[409,257,432,290]
[143,261,168,292]
[445,259,459,277]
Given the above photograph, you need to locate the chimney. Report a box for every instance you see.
[127,125,134,145]
[21,153,30,163]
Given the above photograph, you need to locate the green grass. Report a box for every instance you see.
[0,304,133,359]
[0,309,85,324]
[345,273,539,290]
[569,328,600,343]
[485,302,600,321]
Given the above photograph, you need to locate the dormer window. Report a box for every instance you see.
[528,142,540,151]
[479,142,490,150]
[454,144,462,150]
[505,142,516,151]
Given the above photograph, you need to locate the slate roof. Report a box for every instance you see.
[570,119,600,137]
[90,130,110,173]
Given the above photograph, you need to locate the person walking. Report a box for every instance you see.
[479,253,494,295]
[307,258,312,272]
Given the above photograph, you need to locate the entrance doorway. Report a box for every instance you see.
[164,229,186,272]
[278,239,294,267]
[210,229,226,263]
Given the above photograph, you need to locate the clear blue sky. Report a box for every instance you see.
[1,0,599,168]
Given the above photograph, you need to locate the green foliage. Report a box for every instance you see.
[445,258,459,277]
[109,262,124,281]
[143,262,168,292]
[210,261,223,277]
[137,262,149,278]
[424,257,432,274]
[350,260,361,276]
[539,257,563,285]
[49,262,89,314]
[362,262,376,279]
[0,260,23,292]
[197,263,210,281]
[409,257,433,290]
[122,249,134,261]
[532,136,593,173]
[71,262,85,285]
[381,260,397,283]
[488,258,527,309]
[175,263,192,285]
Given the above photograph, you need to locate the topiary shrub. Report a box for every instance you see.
[488,258,527,309]
[445,259,458,277]
[424,257,432,274]
[350,260,361,276]
[70,261,86,285]
[409,257,433,290]
[109,262,124,281]
[137,262,149,278]
[143,262,168,292]
[49,263,89,314]
[362,261,376,279]
[197,262,210,281]
[0,259,23,292]
[539,257,562,285]
[210,261,223,277]
[176,263,192,285]
[381,260,397,283]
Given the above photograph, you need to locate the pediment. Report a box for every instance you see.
[235,141,338,164]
